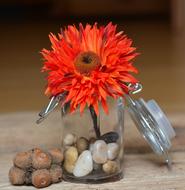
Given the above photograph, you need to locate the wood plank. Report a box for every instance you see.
[0,152,185,190]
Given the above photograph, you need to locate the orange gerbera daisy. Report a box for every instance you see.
[41,22,139,115]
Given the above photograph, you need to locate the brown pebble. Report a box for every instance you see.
[32,169,51,188]
[93,161,102,171]
[9,166,25,185]
[32,149,52,169]
[89,137,96,144]
[102,160,119,174]
[76,137,89,154]
[48,148,64,165]
[50,164,63,183]
[13,151,32,169]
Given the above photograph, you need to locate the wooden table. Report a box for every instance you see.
[0,111,185,190]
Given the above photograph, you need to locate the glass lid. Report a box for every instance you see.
[126,83,175,167]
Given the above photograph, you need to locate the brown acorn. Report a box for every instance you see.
[13,151,32,169]
[30,147,42,153]
[32,148,52,169]
[49,164,63,183]
[32,169,51,188]
[48,148,64,165]
[9,166,25,185]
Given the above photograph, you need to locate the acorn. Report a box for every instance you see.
[32,148,52,169]
[25,171,32,185]
[29,147,41,153]
[29,147,43,155]
[9,166,25,185]
[32,169,51,188]
[48,148,64,165]
[50,164,63,183]
[13,151,32,169]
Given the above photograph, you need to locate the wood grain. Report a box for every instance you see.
[0,111,184,190]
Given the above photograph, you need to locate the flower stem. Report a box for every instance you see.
[89,106,101,138]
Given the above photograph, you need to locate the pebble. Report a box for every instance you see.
[102,160,119,174]
[64,147,78,173]
[92,140,108,164]
[89,137,96,144]
[63,133,77,146]
[107,143,119,160]
[76,137,89,154]
[100,132,119,143]
[73,150,93,177]
[93,161,102,171]
[89,143,94,153]
[89,137,96,153]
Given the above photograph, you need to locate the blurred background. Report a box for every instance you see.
[0,0,185,113]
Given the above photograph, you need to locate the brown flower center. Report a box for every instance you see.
[74,51,101,74]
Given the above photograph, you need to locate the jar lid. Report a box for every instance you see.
[126,84,175,167]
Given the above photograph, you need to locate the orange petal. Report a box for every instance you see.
[80,101,86,114]
[101,98,109,114]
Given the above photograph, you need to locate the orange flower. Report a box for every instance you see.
[41,22,139,115]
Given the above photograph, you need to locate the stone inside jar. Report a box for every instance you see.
[62,132,121,178]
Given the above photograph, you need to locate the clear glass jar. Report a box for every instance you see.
[61,97,124,183]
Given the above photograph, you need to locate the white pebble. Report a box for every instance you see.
[92,140,107,164]
[107,143,119,160]
[73,150,93,177]
[89,143,94,153]
[63,133,77,146]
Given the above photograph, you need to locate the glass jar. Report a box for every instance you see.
[61,97,124,183]
[37,83,176,183]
